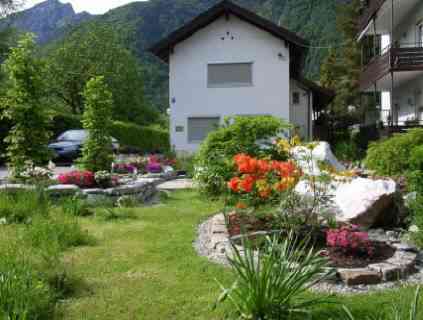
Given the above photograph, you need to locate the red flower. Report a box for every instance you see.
[228,177,241,192]
[239,175,255,193]
[257,159,270,174]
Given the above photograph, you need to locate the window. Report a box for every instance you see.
[208,63,253,87]
[292,92,300,105]
[188,117,220,142]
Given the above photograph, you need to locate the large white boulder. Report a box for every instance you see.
[291,142,345,175]
[295,177,398,228]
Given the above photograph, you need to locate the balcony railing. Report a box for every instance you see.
[358,0,386,32]
[360,44,423,90]
[380,110,423,127]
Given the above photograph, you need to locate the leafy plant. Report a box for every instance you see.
[215,233,332,319]
[196,116,289,196]
[0,244,54,320]
[365,129,423,176]
[342,286,421,320]
[79,76,114,172]
[1,34,52,177]
[0,189,50,224]
[97,207,137,221]
[61,196,93,217]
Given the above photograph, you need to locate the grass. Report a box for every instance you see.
[2,190,423,319]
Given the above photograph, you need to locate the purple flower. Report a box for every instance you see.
[147,162,162,173]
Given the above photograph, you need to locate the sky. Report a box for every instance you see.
[23,0,142,14]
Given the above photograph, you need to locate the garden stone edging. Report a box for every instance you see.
[195,214,423,294]
[0,172,179,205]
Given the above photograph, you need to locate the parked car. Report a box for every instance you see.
[48,130,119,161]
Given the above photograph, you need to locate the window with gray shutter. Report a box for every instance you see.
[188,117,220,142]
[208,63,253,87]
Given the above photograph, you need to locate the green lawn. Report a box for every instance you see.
[57,190,422,319]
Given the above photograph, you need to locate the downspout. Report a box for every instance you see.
[308,91,312,140]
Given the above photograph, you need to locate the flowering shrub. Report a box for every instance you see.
[227,154,302,208]
[146,162,162,174]
[94,171,119,188]
[112,163,137,174]
[58,171,95,188]
[326,225,374,257]
[18,160,53,184]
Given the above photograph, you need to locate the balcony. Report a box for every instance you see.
[360,45,423,90]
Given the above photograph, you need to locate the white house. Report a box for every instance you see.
[150,0,334,153]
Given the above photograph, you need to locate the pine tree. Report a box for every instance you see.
[79,76,114,172]
[1,34,52,177]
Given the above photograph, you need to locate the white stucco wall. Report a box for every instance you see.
[169,14,291,152]
[394,3,423,47]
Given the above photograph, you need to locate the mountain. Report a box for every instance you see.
[1,0,93,43]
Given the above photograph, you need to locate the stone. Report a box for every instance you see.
[82,188,105,195]
[46,184,80,196]
[385,251,417,275]
[391,242,418,253]
[338,269,382,286]
[368,263,402,281]
[291,142,345,175]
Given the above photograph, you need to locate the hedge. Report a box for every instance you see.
[49,112,170,153]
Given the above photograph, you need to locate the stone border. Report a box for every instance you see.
[195,214,423,293]
[0,172,179,204]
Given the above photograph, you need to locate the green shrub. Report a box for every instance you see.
[25,212,92,250]
[79,76,114,172]
[410,145,423,171]
[215,233,331,319]
[0,245,55,320]
[334,141,359,162]
[195,116,289,196]
[110,121,170,153]
[365,129,423,176]
[0,190,50,223]
[61,196,93,217]
[96,207,137,221]
[410,195,423,248]
[175,153,196,177]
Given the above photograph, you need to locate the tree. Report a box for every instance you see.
[1,34,52,177]
[319,0,362,118]
[79,76,113,172]
[46,22,157,125]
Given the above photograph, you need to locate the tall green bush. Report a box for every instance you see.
[364,129,423,176]
[79,76,113,172]
[1,34,52,177]
[195,116,289,196]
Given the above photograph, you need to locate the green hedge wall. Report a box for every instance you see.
[50,113,169,153]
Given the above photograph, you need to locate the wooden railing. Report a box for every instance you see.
[358,0,386,32]
[360,46,423,90]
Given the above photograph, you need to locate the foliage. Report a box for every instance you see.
[112,163,137,174]
[95,171,119,188]
[46,22,158,125]
[79,76,114,172]
[326,225,373,257]
[1,34,52,177]
[61,196,93,217]
[365,129,423,176]
[342,287,421,320]
[195,116,289,196]
[215,233,332,319]
[410,145,423,172]
[50,112,82,137]
[175,153,196,177]
[410,195,423,248]
[97,207,138,221]
[0,189,49,224]
[24,212,93,250]
[110,121,170,154]
[227,153,302,208]
[58,170,95,188]
[0,244,54,320]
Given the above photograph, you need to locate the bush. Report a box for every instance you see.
[61,196,93,217]
[215,233,331,319]
[410,195,423,248]
[195,116,289,196]
[410,145,423,171]
[110,121,170,154]
[365,129,423,176]
[0,190,50,223]
[79,76,114,172]
[0,245,55,320]
[25,213,92,250]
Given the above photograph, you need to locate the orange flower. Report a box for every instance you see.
[257,159,270,174]
[228,177,241,192]
[239,175,255,193]
[259,187,271,199]
[236,202,247,210]
[273,181,288,192]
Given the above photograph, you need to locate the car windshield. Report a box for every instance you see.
[57,130,87,142]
